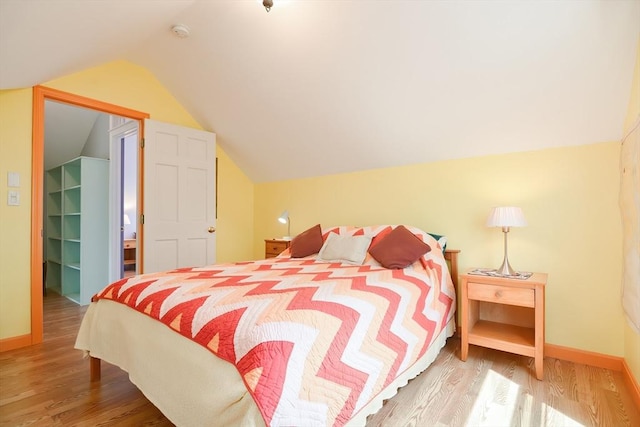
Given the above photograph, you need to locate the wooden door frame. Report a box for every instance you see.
[31,85,149,345]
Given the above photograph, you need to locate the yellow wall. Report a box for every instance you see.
[0,89,33,338]
[0,60,255,340]
[622,40,640,385]
[256,142,625,356]
[216,148,255,263]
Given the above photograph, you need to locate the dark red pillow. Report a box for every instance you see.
[369,225,431,269]
[290,224,323,258]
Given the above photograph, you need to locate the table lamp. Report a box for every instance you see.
[486,206,527,276]
[278,210,291,240]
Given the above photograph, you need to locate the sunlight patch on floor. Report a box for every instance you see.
[465,370,519,426]
[540,402,584,427]
[520,392,534,427]
[464,369,585,427]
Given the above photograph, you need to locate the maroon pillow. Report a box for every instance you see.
[369,225,431,269]
[290,224,323,258]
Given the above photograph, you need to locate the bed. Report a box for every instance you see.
[75,225,459,426]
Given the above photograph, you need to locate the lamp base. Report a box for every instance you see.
[493,257,518,277]
[281,236,292,241]
[492,227,519,277]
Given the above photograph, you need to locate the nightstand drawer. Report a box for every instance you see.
[468,282,535,308]
[265,240,290,258]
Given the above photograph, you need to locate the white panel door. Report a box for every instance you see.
[143,119,216,274]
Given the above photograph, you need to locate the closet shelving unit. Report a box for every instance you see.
[45,156,109,305]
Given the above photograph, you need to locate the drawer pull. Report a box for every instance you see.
[495,290,502,298]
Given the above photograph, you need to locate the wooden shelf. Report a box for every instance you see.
[468,320,535,357]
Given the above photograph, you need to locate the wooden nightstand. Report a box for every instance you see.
[265,239,291,258]
[460,269,547,380]
[123,239,136,274]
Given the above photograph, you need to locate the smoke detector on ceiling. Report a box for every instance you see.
[171,24,190,39]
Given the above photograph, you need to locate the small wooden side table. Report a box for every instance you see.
[265,239,291,258]
[123,239,137,273]
[460,269,547,380]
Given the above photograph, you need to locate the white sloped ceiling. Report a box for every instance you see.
[1,0,638,182]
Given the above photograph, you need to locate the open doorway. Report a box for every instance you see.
[44,103,140,302]
[108,119,139,281]
[122,131,138,278]
[31,85,150,345]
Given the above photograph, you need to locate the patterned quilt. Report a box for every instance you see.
[94,226,455,427]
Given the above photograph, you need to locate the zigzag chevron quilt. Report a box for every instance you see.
[94,227,455,426]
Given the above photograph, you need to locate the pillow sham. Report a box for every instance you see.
[427,232,448,252]
[369,225,431,269]
[290,224,324,258]
[317,232,372,265]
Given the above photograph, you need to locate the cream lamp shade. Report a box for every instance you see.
[486,207,527,228]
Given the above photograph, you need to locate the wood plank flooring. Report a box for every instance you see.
[1,293,638,426]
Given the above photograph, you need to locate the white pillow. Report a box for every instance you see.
[317,233,372,265]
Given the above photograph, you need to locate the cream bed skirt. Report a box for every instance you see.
[75,299,455,427]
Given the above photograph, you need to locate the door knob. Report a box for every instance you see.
[208,227,216,233]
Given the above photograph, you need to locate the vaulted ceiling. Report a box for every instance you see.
[1,1,638,182]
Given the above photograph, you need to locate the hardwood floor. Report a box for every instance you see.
[0,293,169,426]
[1,293,638,426]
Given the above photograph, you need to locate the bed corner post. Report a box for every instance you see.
[90,356,101,382]
[444,249,460,291]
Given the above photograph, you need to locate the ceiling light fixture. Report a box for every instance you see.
[263,0,273,12]
[171,24,190,38]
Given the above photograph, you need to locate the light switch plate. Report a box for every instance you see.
[8,172,20,187]
[8,190,19,206]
